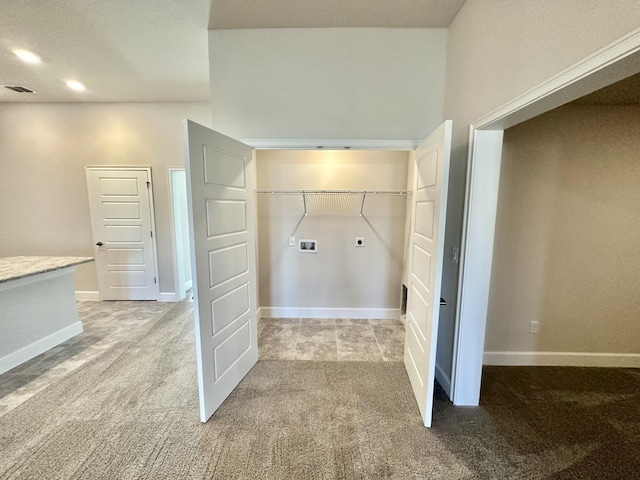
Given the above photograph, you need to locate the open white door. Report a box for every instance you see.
[183,120,258,423]
[85,167,159,301]
[404,120,452,427]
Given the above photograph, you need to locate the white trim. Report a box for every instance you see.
[475,27,640,130]
[168,166,187,302]
[159,292,179,302]
[0,321,83,375]
[484,351,640,368]
[75,290,100,301]
[453,129,504,407]
[435,362,452,395]
[259,306,400,320]
[448,126,477,404]
[241,139,418,151]
[146,167,161,301]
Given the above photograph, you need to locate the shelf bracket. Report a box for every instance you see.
[302,191,307,216]
[359,191,366,216]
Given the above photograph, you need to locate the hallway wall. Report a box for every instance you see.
[0,102,211,298]
[208,28,447,140]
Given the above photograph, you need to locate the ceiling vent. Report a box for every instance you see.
[3,85,37,93]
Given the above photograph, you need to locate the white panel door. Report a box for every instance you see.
[404,121,452,427]
[86,167,159,300]
[183,120,258,423]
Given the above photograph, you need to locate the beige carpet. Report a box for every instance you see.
[1,300,639,479]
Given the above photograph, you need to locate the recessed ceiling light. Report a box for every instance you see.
[66,80,86,91]
[14,49,41,64]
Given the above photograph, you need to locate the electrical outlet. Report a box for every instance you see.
[355,237,365,247]
[529,321,539,334]
[288,236,295,247]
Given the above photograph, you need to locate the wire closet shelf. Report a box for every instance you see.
[255,189,411,217]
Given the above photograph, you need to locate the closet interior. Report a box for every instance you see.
[255,149,413,321]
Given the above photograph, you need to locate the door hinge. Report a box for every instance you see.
[154,277,157,284]
[146,181,150,189]
[150,231,153,238]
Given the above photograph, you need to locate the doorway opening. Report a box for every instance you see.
[254,148,412,364]
[182,122,454,425]
[485,74,640,365]
[456,47,640,406]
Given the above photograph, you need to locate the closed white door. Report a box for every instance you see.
[404,121,452,427]
[183,120,258,423]
[85,167,159,301]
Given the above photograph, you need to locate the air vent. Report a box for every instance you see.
[3,85,37,93]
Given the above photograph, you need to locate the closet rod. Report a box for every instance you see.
[255,189,409,195]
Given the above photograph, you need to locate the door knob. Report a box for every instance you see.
[96,242,103,246]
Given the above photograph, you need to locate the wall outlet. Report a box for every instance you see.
[529,321,539,334]
[355,237,365,247]
[288,236,295,247]
[298,239,317,253]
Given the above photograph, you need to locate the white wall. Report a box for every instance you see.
[485,104,640,361]
[209,28,447,140]
[439,0,640,385]
[256,150,409,317]
[445,0,640,129]
[0,103,211,297]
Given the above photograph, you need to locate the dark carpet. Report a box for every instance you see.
[0,301,639,479]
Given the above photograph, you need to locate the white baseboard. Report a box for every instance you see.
[75,291,100,301]
[435,362,452,397]
[0,321,84,375]
[258,306,400,320]
[484,351,640,368]
[75,291,181,302]
[158,292,179,302]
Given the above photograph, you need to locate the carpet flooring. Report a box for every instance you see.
[1,300,639,479]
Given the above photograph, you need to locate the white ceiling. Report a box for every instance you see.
[209,0,467,29]
[0,0,466,103]
[0,0,212,103]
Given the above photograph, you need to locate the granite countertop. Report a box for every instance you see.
[0,256,94,284]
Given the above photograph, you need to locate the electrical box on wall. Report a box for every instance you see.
[298,239,317,253]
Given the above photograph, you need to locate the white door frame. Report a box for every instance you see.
[167,166,191,302]
[452,28,640,406]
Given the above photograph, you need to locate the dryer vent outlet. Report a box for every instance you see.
[298,240,317,253]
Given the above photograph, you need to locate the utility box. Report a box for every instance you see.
[298,239,317,253]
